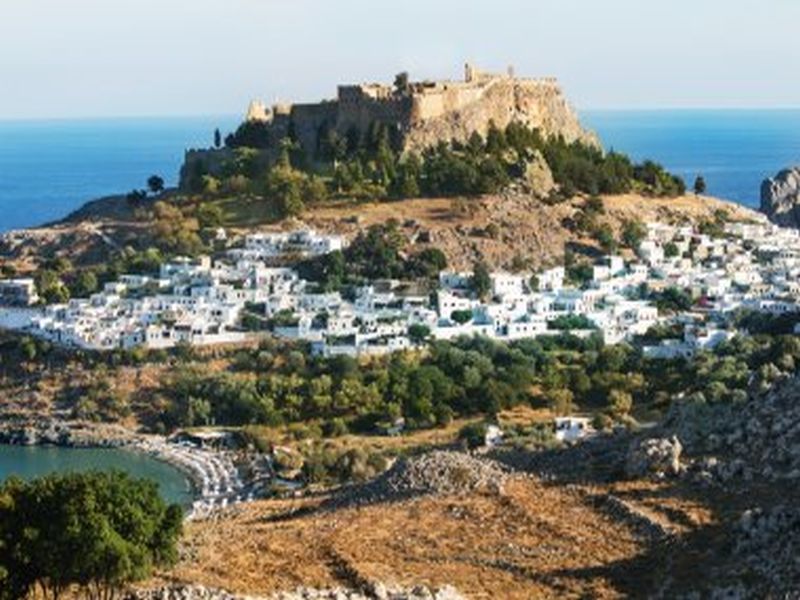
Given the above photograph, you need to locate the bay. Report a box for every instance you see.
[0,445,194,506]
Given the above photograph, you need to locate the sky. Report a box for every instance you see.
[1,0,800,119]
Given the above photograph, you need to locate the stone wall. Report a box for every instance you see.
[289,101,338,156]
[336,90,411,140]
[410,83,485,122]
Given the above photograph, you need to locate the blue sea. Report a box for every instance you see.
[583,109,800,208]
[0,116,238,232]
[1,110,800,232]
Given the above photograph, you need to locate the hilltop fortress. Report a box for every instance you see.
[182,64,597,185]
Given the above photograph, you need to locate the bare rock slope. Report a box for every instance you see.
[761,166,800,228]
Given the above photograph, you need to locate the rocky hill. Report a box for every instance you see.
[185,64,598,187]
[761,166,800,228]
[0,190,760,277]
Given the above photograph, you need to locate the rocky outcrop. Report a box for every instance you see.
[0,420,130,447]
[404,78,599,152]
[126,587,248,600]
[594,494,674,542]
[733,505,800,593]
[662,375,800,486]
[625,435,684,479]
[522,150,556,198]
[760,167,800,228]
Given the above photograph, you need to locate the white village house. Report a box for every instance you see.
[0,217,798,356]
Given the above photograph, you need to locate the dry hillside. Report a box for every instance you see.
[292,192,759,271]
[157,462,708,599]
[0,191,760,276]
[152,370,800,598]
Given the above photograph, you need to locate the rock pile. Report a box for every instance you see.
[127,585,465,600]
[733,505,800,595]
[624,436,684,479]
[594,494,673,542]
[270,584,465,600]
[340,451,509,506]
[491,429,630,484]
[126,586,251,600]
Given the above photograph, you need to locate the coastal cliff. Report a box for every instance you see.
[761,167,800,228]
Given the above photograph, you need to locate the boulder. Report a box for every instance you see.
[625,435,684,479]
[760,167,800,228]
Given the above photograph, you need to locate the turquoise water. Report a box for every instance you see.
[0,445,194,506]
[1,111,800,232]
[0,116,238,232]
[583,109,800,208]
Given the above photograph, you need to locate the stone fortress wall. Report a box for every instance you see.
[181,64,597,186]
[248,63,597,152]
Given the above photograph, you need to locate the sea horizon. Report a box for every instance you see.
[1,108,800,232]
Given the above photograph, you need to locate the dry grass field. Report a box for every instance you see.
[156,473,725,599]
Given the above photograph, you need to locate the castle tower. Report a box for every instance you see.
[465,63,476,83]
[245,100,269,123]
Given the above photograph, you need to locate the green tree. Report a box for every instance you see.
[147,175,165,195]
[393,71,410,95]
[266,165,306,218]
[391,154,422,199]
[664,242,680,258]
[35,269,70,304]
[594,224,618,254]
[654,286,693,313]
[408,323,431,345]
[0,471,182,600]
[345,222,405,279]
[126,189,148,207]
[302,175,329,204]
[408,247,447,278]
[458,421,489,449]
[72,270,99,297]
[150,201,204,255]
[547,388,574,416]
[548,314,596,331]
[693,175,707,195]
[470,261,492,300]
[451,309,473,324]
[621,219,647,251]
[214,128,222,149]
[197,203,224,229]
[608,389,633,418]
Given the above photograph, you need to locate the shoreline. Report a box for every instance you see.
[0,420,272,519]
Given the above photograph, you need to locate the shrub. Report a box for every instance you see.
[458,421,489,450]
